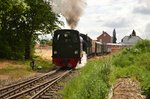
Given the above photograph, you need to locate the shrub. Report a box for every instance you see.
[134,40,150,52]
[113,52,133,67]
[135,52,150,71]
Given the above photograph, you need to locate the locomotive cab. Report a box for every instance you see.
[52,29,82,68]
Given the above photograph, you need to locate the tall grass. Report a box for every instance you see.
[61,59,112,99]
[25,56,54,72]
[111,40,150,98]
[61,40,150,98]
[0,58,54,81]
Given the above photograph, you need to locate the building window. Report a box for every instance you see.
[104,34,106,36]
[100,39,102,42]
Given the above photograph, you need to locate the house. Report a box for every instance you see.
[97,31,112,43]
[121,30,142,45]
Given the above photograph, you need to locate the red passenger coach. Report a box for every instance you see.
[106,43,124,53]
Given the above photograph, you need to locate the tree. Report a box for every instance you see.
[112,29,117,43]
[22,0,61,59]
[0,0,29,59]
[0,0,62,59]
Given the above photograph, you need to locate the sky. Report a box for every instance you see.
[60,0,150,42]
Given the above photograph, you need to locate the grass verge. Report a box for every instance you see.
[110,40,150,98]
[61,40,150,99]
[61,58,111,99]
[0,57,54,82]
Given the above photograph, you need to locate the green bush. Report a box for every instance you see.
[135,40,150,52]
[135,52,150,71]
[113,52,133,67]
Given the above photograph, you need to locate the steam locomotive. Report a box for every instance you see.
[52,29,110,68]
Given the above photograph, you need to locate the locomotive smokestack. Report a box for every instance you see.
[51,0,86,29]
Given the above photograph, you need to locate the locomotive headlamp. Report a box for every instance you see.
[64,34,68,37]
[74,51,78,54]
[54,51,57,54]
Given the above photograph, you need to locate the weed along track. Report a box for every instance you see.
[0,68,72,99]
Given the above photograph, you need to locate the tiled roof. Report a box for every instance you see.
[121,36,142,44]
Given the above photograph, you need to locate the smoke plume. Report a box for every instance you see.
[51,0,86,29]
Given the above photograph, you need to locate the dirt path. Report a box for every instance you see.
[110,77,146,99]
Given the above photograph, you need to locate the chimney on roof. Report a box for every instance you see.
[131,30,136,36]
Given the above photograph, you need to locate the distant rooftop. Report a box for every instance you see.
[120,30,142,45]
[121,35,142,44]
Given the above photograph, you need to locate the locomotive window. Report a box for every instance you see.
[57,35,60,40]
[71,33,78,43]
[54,31,79,43]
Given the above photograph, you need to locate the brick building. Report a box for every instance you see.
[97,31,112,43]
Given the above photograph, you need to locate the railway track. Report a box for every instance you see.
[0,69,72,99]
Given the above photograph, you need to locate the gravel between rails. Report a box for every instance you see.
[35,70,80,99]
[0,68,63,99]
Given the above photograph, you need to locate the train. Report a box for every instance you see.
[52,29,125,68]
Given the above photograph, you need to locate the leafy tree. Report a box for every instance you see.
[0,0,29,59]
[0,0,62,59]
[112,29,117,43]
[22,0,61,59]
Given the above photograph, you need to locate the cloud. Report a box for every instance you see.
[60,0,150,41]
[103,18,130,28]
[133,0,150,15]
[138,0,150,6]
[133,6,150,15]
[145,22,150,34]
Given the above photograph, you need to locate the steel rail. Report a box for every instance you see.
[30,70,71,99]
[6,70,71,99]
[0,69,58,99]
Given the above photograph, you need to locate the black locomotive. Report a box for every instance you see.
[52,29,82,68]
[52,29,110,68]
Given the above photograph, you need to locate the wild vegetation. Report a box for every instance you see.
[61,40,150,99]
[111,40,150,98]
[0,0,61,60]
[0,48,54,83]
[0,57,54,82]
[61,58,111,99]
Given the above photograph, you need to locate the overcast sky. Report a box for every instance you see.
[60,0,150,42]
